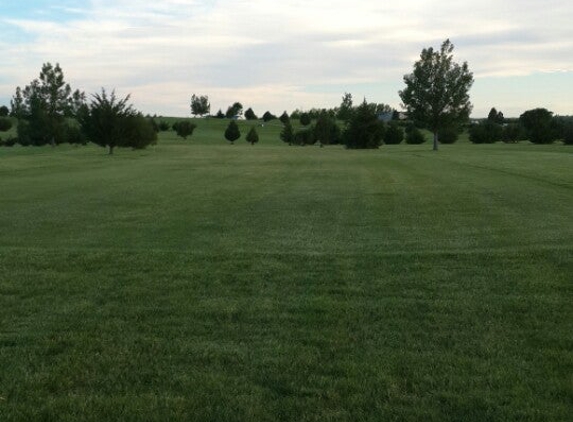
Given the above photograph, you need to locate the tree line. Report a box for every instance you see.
[2,41,572,151]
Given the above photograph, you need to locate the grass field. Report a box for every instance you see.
[0,120,572,421]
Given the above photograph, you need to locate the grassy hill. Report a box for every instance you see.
[0,127,571,421]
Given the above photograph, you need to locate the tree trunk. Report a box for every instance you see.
[109,145,114,155]
[433,132,439,151]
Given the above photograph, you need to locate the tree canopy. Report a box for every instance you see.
[190,94,210,117]
[399,39,473,150]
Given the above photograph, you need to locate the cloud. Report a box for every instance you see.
[1,0,572,116]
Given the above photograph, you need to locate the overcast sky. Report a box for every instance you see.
[1,0,572,117]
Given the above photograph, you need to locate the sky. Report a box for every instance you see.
[1,0,572,117]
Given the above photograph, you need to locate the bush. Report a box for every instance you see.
[299,112,311,126]
[0,105,9,117]
[124,114,158,149]
[279,111,290,125]
[0,117,13,132]
[384,122,404,144]
[502,123,523,143]
[174,121,197,140]
[294,128,315,145]
[405,127,426,144]
[562,120,573,145]
[469,122,502,144]
[280,122,294,145]
[519,108,559,144]
[158,121,170,131]
[439,127,459,144]
[343,100,384,149]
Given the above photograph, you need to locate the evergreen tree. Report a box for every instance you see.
[343,100,384,149]
[224,120,241,144]
[246,126,259,145]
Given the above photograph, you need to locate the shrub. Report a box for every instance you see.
[0,117,13,132]
[299,112,311,126]
[405,127,426,144]
[469,122,502,144]
[279,111,290,125]
[280,122,294,145]
[562,120,573,145]
[502,123,523,143]
[0,105,9,117]
[174,121,197,140]
[439,127,459,144]
[343,100,384,149]
[124,114,158,149]
[519,108,559,144]
[295,128,315,145]
[384,122,404,144]
[158,121,170,131]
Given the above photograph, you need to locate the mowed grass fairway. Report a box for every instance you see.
[1,123,572,421]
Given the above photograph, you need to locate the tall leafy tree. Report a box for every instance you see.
[519,108,559,144]
[190,94,210,117]
[399,39,474,151]
[314,111,341,145]
[224,120,241,144]
[11,63,85,144]
[337,92,353,121]
[79,89,156,154]
[225,102,243,118]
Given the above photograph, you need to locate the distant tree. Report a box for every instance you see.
[314,111,341,145]
[290,109,302,120]
[488,107,504,125]
[215,108,225,119]
[158,120,170,131]
[384,122,404,144]
[279,111,290,125]
[224,120,241,144]
[280,121,295,145]
[174,121,197,139]
[519,108,559,144]
[374,103,392,115]
[225,102,243,119]
[399,39,474,150]
[0,118,12,132]
[0,106,9,116]
[299,112,311,126]
[337,92,354,121]
[343,99,384,149]
[11,62,85,145]
[246,126,259,145]
[244,107,258,120]
[79,88,156,154]
[190,94,210,117]
[262,111,276,122]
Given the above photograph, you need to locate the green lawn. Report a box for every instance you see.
[0,125,572,421]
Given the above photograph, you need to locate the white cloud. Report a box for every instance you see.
[1,0,572,116]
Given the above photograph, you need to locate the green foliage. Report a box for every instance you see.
[246,126,259,145]
[174,121,197,140]
[224,120,241,144]
[337,92,353,121]
[405,124,426,144]
[384,122,404,145]
[262,111,276,122]
[79,88,155,154]
[0,105,9,116]
[488,107,505,124]
[190,94,210,117]
[0,117,13,132]
[519,108,559,144]
[469,121,502,144]
[225,102,243,119]
[299,112,311,126]
[560,118,573,145]
[279,111,290,125]
[244,107,258,120]
[10,63,85,145]
[399,39,474,150]
[502,123,523,143]
[313,112,341,145]
[158,120,170,131]
[214,108,225,119]
[343,100,384,149]
[280,121,295,145]
[438,127,459,144]
[294,128,315,145]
